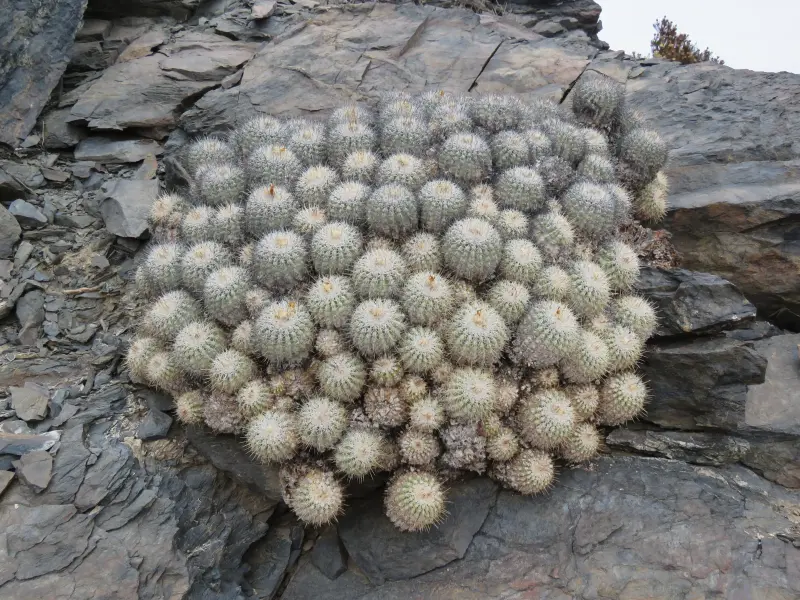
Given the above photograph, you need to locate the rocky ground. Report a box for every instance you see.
[1,0,799,598]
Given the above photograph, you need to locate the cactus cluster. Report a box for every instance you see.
[131,84,666,531]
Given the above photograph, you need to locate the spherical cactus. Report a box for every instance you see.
[506,449,555,495]
[419,180,467,234]
[532,265,572,302]
[401,233,442,272]
[522,128,553,162]
[236,379,273,418]
[197,164,246,206]
[204,391,246,434]
[377,153,426,191]
[446,301,509,367]
[142,291,202,342]
[398,327,444,375]
[471,93,523,133]
[598,371,647,425]
[253,230,308,291]
[204,266,250,326]
[567,260,611,319]
[542,119,587,165]
[175,390,205,426]
[499,239,542,286]
[245,185,297,237]
[602,325,644,372]
[584,128,610,156]
[578,154,616,183]
[141,243,184,296]
[561,329,610,384]
[439,132,492,184]
[635,171,669,222]
[408,395,445,432]
[181,206,215,245]
[495,209,529,240]
[126,336,161,383]
[443,367,496,421]
[530,209,575,259]
[311,222,363,275]
[181,242,233,297]
[306,276,356,329]
[613,295,657,340]
[442,218,502,283]
[292,206,327,237]
[494,378,519,414]
[334,428,388,479]
[253,300,315,366]
[560,422,601,464]
[297,395,348,451]
[364,386,408,427]
[296,165,340,206]
[398,429,440,465]
[366,184,418,238]
[210,349,257,394]
[287,122,326,166]
[318,353,366,402]
[596,240,639,291]
[172,321,227,375]
[485,280,531,325]
[518,389,575,450]
[566,383,600,420]
[247,145,301,188]
[185,137,235,176]
[327,182,370,224]
[381,117,430,156]
[537,155,576,197]
[571,73,625,129]
[401,272,454,326]
[145,350,185,392]
[350,299,407,357]
[245,288,271,318]
[469,182,497,211]
[369,355,404,388]
[148,192,186,231]
[315,328,345,358]
[513,301,580,368]
[487,427,520,462]
[495,167,546,212]
[385,471,446,532]
[246,410,299,463]
[290,469,344,526]
[328,122,376,167]
[330,103,374,127]
[380,96,420,121]
[429,102,473,142]
[560,181,617,238]
[617,128,668,187]
[234,115,286,157]
[342,150,379,183]
[491,131,530,171]
[351,248,407,300]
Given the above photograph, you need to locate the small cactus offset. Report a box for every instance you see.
[130,90,667,530]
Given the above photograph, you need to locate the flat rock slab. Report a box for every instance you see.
[10,386,49,422]
[0,471,13,498]
[0,204,21,258]
[69,31,258,134]
[624,62,800,330]
[180,3,596,134]
[74,136,163,163]
[12,450,53,492]
[282,457,800,600]
[338,476,497,584]
[99,178,159,238]
[0,0,87,146]
[745,333,800,436]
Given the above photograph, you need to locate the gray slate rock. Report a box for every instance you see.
[621,61,800,330]
[99,178,159,238]
[42,108,88,149]
[0,204,22,258]
[744,333,800,436]
[0,0,87,146]
[74,136,164,163]
[8,199,48,229]
[338,476,497,585]
[10,385,49,422]
[310,526,348,580]
[0,430,60,456]
[15,290,45,346]
[246,518,304,599]
[137,408,173,440]
[637,267,757,337]
[12,450,53,492]
[0,471,13,497]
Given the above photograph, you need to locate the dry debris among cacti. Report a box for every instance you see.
[130,77,669,531]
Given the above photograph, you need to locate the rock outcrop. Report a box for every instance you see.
[0,1,798,599]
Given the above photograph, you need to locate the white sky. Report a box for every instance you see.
[598,0,800,74]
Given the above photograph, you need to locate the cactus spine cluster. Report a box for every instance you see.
[130,86,666,530]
